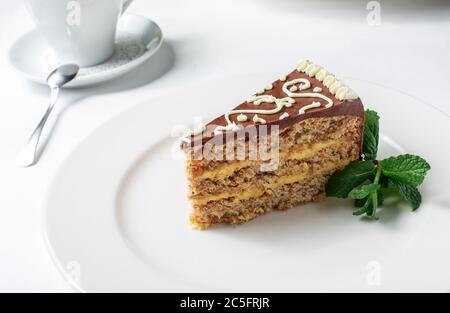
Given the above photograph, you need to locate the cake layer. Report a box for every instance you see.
[196,139,347,180]
[191,157,353,206]
[190,173,329,229]
[188,140,359,197]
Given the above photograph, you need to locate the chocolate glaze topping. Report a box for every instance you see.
[182,68,364,149]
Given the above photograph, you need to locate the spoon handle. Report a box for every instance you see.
[17,87,60,167]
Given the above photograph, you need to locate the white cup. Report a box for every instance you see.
[24,0,134,67]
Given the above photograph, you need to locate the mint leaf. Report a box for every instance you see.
[377,189,385,206]
[349,183,380,199]
[355,188,384,208]
[326,160,376,198]
[353,197,375,217]
[379,175,389,188]
[353,199,372,216]
[380,154,431,187]
[363,110,380,160]
[354,189,384,207]
[354,197,367,208]
[388,179,422,210]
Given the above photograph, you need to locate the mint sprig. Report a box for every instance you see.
[380,154,431,187]
[325,161,376,198]
[388,180,422,210]
[325,110,431,219]
[363,110,380,161]
[349,183,380,200]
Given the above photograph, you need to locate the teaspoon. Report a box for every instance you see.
[17,64,80,167]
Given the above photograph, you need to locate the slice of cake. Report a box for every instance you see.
[182,60,365,229]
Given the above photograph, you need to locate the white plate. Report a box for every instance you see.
[44,75,450,292]
[8,14,163,88]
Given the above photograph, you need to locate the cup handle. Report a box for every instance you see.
[121,0,134,15]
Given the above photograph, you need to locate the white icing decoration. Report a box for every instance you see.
[279,112,289,120]
[283,78,333,108]
[282,78,311,94]
[237,113,248,122]
[264,84,273,91]
[214,76,333,134]
[296,59,310,72]
[305,64,320,77]
[214,122,240,135]
[299,101,321,115]
[213,60,358,134]
[252,95,275,105]
[315,69,328,81]
[253,114,266,124]
[335,87,348,100]
[345,89,358,100]
[323,75,336,88]
[187,124,205,136]
[181,137,191,144]
[296,60,358,101]
[214,95,294,134]
[329,81,344,94]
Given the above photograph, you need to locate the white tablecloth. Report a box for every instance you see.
[0,0,448,292]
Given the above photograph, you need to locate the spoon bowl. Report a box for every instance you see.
[47,64,80,89]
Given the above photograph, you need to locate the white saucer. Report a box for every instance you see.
[8,14,163,88]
